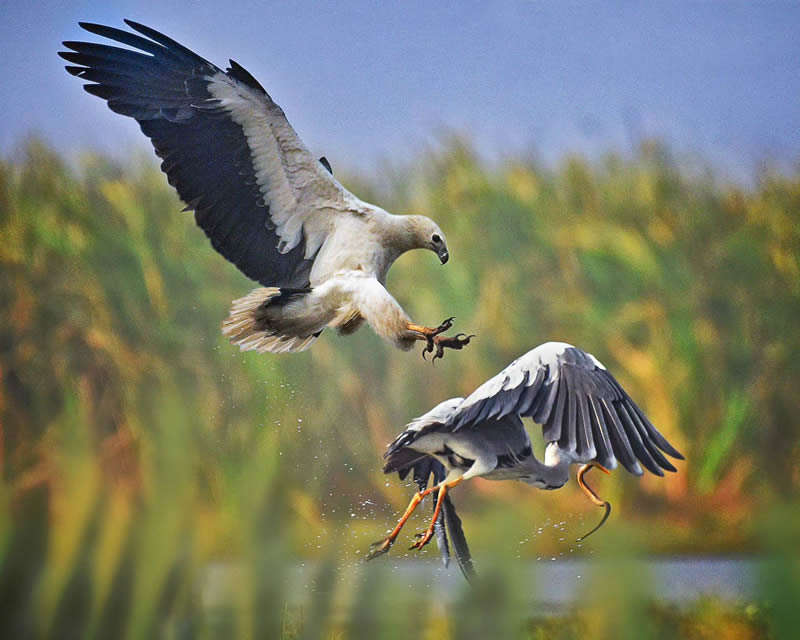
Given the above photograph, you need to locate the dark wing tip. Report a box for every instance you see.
[227,58,267,94]
[83,84,113,99]
[659,458,678,473]
[78,21,136,41]
[442,494,476,583]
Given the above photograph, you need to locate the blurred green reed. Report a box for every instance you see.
[1,138,798,638]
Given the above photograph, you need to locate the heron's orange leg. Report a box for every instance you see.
[409,476,465,550]
[365,481,443,561]
[576,463,612,541]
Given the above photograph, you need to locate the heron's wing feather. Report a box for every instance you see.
[409,457,475,581]
[447,342,684,476]
[61,21,356,288]
[442,493,476,583]
[383,398,464,475]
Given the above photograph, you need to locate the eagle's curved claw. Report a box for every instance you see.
[417,317,458,360]
[436,316,456,333]
[430,333,476,362]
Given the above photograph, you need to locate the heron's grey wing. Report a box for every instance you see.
[383,398,464,475]
[61,21,354,288]
[442,493,476,583]
[447,342,684,476]
[409,453,476,581]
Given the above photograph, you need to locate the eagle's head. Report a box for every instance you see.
[408,215,449,264]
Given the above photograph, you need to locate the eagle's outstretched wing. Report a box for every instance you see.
[61,20,356,288]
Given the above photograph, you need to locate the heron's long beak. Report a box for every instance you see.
[438,248,449,264]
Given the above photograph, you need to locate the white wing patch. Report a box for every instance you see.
[206,72,347,259]
[457,342,573,412]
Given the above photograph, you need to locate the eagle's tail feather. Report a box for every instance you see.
[222,287,321,354]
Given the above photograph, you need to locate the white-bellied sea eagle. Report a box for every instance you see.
[60,20,474,359]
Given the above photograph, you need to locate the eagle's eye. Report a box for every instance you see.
[432,233,441,244]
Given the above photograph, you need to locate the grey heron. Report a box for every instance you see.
[366,342,684,563]
[60,21,473,359]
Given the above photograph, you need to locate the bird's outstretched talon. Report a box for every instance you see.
[434,316,456,335]
[423,317,455,356]
[364,537,394,561]
[409,528,435,551]
[411,318,458,360]
[431,333,476,362]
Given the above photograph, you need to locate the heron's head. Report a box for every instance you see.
[408,215,449,264]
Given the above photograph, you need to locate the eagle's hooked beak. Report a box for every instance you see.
[438,248,449,264]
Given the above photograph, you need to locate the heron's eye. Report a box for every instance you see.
[432,234,441,243]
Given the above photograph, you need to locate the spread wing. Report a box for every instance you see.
[446,342,684,476]
[60,20,358,288]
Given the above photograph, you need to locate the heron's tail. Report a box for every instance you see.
[221,287,321,354]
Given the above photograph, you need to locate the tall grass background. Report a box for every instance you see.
[1,138,798,638]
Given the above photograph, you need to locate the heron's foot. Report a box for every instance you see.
[364,537,395,561]
[424,333,476,362]
[409,527,435,551]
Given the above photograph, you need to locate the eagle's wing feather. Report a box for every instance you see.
[61,20,358,288]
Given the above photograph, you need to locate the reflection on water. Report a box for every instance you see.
[203,556,758,616]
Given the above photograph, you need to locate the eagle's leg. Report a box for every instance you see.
[409,477,464,550]
[576,463,612,541]
[407,316,455,352]
[365,480,445,561]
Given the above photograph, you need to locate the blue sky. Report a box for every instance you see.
[3,1,799,180]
